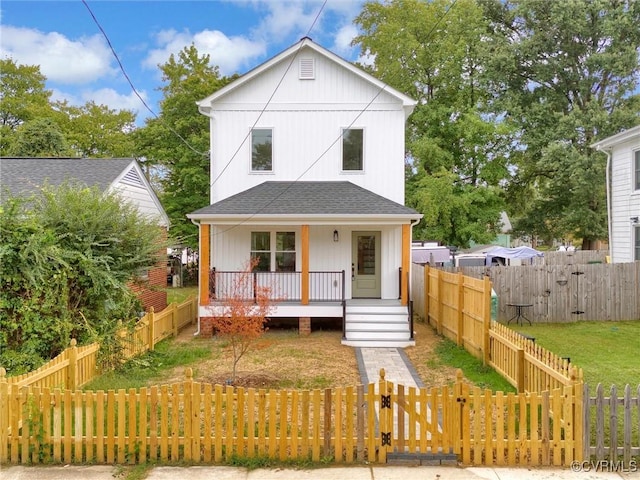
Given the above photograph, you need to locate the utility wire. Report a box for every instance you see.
[209,0,328,189]
[213,0,459,236]
[81,0,208,157]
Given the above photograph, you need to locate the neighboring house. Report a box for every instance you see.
[0,157,170,312]
[187,38,422,347]
[592,126,640,263]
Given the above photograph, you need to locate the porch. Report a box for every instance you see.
[200,270,415,347]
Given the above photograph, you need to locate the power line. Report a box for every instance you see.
[81,0,208,157]
[212,0,459,236]
[209,0,328,189]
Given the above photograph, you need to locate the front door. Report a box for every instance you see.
[351,231,381,298]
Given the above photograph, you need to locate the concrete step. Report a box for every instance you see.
[344,329,410,340]
[346,305,407,315]
[386,452,458,466]
[345,321,408,331]
[341,338,415,348]
[346,313,408,322]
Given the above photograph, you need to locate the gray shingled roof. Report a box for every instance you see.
[0,158,135,198]
[189,181,420,217]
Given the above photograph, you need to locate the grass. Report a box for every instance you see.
[82,338,214,391]
[165,286,198,305]
[511,320,640,387]
[428,336,516,392]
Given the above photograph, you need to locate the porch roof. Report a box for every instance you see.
[188,181,421,221]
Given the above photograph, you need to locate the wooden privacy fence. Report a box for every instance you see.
[451,262,640,322]
[422,266,491,363]
[412,265,578,393]
[0,369,584,467]
[3,297,198,391]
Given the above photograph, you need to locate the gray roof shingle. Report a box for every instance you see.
[189,181,420,217]
[0,158,135,198]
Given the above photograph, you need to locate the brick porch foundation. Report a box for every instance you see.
[298,317,311,336]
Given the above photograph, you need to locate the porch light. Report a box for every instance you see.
[333,229,339,242]
[631,216,639,225]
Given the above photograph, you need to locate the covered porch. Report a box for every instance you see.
[187,181,421,347]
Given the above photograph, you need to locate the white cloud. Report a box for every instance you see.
[51,87,149,116]
[142,29,266,76]
[332,23,358,57]
[252,2,320,42]
[0,26,115,84]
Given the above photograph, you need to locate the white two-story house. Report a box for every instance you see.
[592,125,640,263]
[187,38,422,347]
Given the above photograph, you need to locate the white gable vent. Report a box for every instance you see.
[121,167,144,187]
[299,58,315,80]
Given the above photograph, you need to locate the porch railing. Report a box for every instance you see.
[209,269,345,303]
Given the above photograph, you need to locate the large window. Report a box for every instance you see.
[342,128,363,171]
[635,226,640,262]
[635,150,640,190]
[250,231,296,272]
[252,129,272,171]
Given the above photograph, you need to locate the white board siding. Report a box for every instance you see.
[207,46,407,206]
[209,224,404,299]
[209,108,406,204]
[111,182,169,227]
[609,136,640,263]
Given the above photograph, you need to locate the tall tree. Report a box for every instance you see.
[354,0,513,247]
[134,45,238,249]
[56,101,137,157]
[0,59,54,155]
[8,118,68,157]
[480,0,640,248]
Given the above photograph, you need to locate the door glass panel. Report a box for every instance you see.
[357,235,376,275]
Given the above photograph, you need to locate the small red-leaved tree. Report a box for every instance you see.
[212,259,276,382]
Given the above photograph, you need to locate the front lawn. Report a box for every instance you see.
[512,320,640,387]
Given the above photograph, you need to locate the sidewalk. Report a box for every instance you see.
[3,464,639,480]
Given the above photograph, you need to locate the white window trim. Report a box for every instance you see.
[250,127,274,174]
[340,126,365,174]
[250,230,298,272]
[633,149,640,192]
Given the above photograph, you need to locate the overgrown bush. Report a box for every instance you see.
[0,183,165,374]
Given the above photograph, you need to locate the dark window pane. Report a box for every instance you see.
[251,252,270,272]
[252,129,272,171]
[342,129,363,171]
[251,232,270,251]
[276,252,296,272]
[635,151,640,190]
[276,232,295,251]
[636,227,640,261]
[357,235,376,275]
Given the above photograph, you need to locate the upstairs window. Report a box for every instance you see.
[342,128,363,171]
[252,129,272,172]
[635,150,640,190]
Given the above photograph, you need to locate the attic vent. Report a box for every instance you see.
[299,58,315,79]
[121,167,144,187]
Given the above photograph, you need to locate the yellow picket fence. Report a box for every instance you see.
[3,297,198,391]
[0,369,583,467]
[489,322,582,393]
[415,265,579,393]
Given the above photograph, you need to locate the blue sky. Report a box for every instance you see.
[0,1,365,124]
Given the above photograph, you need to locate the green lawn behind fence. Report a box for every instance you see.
[512,320,640,388]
